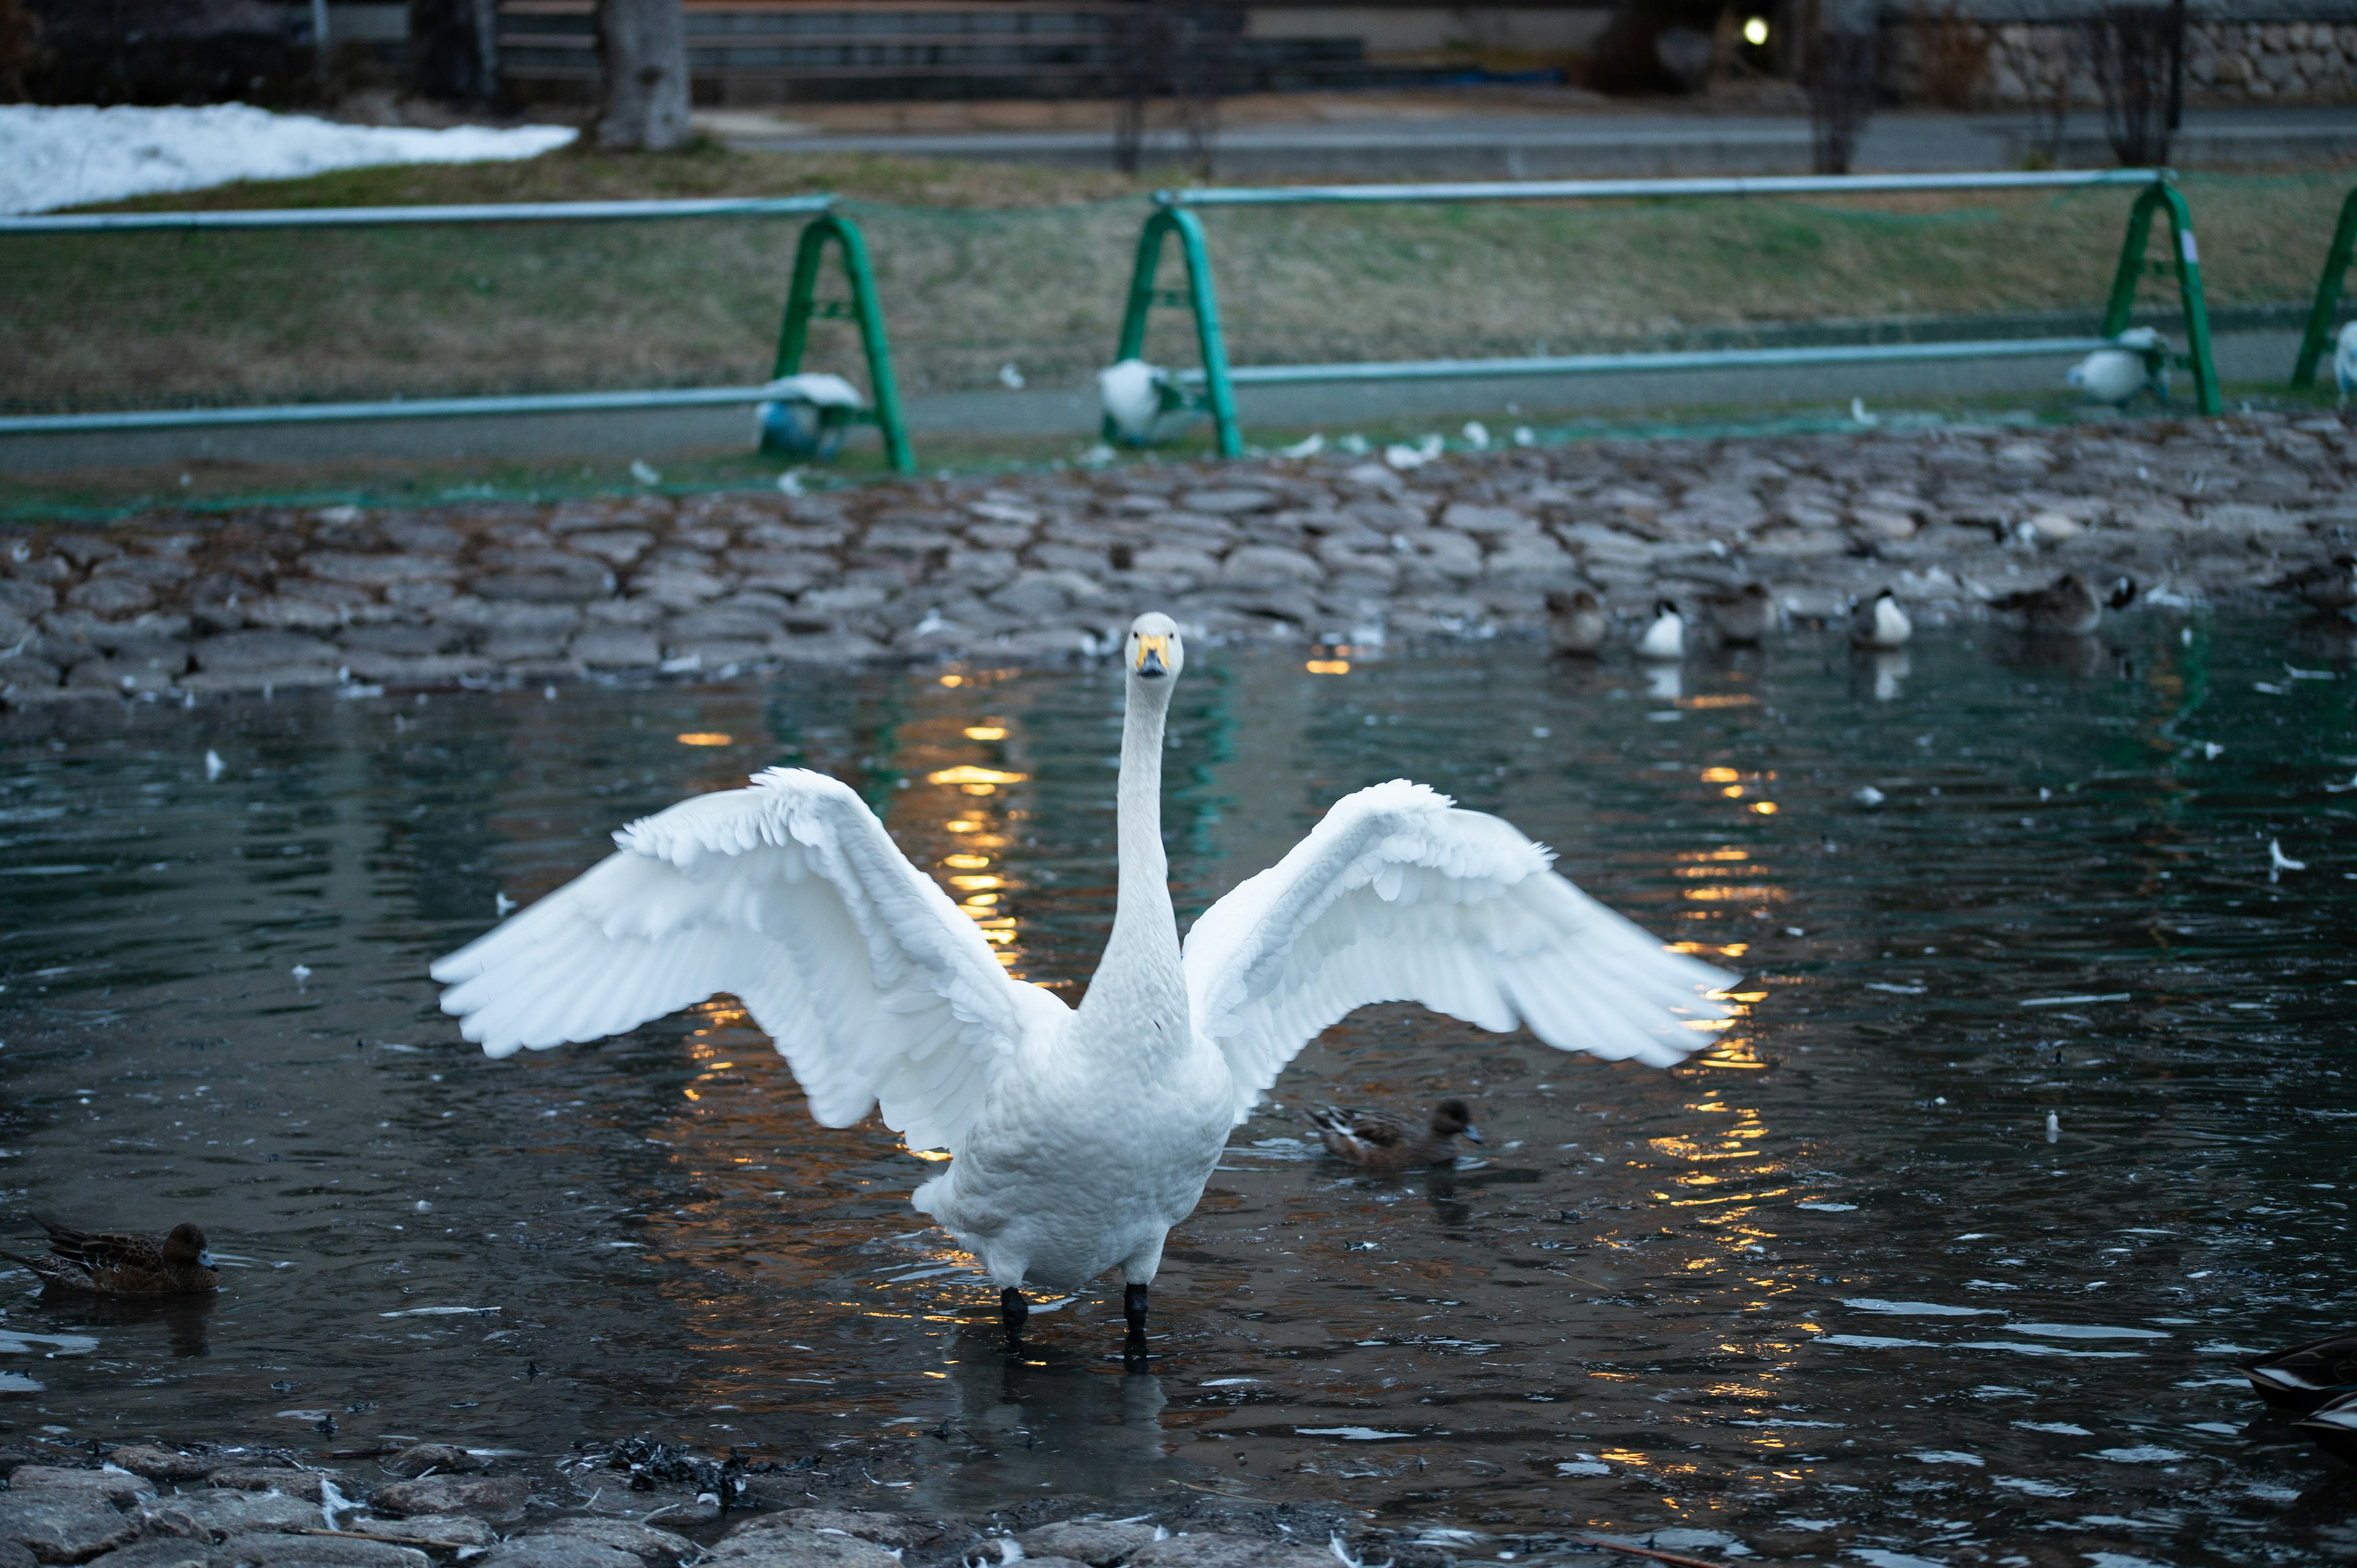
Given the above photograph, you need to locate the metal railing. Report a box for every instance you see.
[0,193,916,473]
[1111,168,2222,457]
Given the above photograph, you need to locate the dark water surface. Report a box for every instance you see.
[3,622,2355,1564]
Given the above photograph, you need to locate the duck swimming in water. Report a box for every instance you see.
[2270,555,2357,614]
[433,612,1735,1347]
[5,1216,218,1296]
[1849,588,1911,649]
[1990,573,2135,637]
[1703,583,1775,646]
[1309,1100,1482,1168]
[1636,601,1685,661]
[1545,588,1607,657]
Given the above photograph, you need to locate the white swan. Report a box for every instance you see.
[430,612,1736,1341]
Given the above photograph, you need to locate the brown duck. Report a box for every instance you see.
[6,1216,219,1296]
[1308,1099,1483,1168]
[1989,573,2136,636]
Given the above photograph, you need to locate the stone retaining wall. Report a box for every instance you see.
[1,409,2351,711]
[1883,17,2356,107]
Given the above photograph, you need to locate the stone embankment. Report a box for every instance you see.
[0,1439,1444,1568]
[2,410,2350,709]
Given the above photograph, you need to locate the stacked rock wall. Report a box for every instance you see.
[1881,15,2357,106]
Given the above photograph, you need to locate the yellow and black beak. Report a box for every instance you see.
[1134,634,1171,678]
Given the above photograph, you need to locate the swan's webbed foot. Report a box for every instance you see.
[1000,1286,1028,1340]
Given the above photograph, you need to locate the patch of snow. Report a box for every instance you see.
[1,104,575,215]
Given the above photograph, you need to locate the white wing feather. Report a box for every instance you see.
[430,767,1055,1155]
[1183,779,1738,1122]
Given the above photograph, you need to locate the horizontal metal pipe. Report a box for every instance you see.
[0,385,792,434]
[0,195,834,235]
[1161,169,2165,207]
[1177,336,2118,387]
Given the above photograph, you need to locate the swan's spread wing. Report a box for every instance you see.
[431,767,1053,1154]
[1183,779,1738,1122]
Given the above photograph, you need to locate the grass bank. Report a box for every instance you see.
[2,144,2346,416]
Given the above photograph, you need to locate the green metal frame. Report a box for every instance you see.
[2097,179,2221,415]
[1118,172,2223,457]
[768,210,915,474]
[2291,183,2357,389]
[1109,206,1244,458]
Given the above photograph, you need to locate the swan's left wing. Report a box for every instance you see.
[1183,779,1738,1122]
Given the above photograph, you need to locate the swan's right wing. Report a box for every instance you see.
[431,767,1056,1156]
[1183,779,1738,1122]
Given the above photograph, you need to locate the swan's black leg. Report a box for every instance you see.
[1000,1286,1028,1338]
[1124,1283,1149,1337]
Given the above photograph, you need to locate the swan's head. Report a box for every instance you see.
[1126,612,1184,685]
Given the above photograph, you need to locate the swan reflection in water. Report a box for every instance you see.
[915,1324,1178,1511]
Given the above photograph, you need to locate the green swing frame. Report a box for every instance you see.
[765,209,915,475]
[2291,183,2357,391]
[1110,170,2223,459]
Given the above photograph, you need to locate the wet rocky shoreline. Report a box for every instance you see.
[1,409,2351,709]
[0,1435,1487,1568]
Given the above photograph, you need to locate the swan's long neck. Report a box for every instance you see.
[1077,674,1188,1039]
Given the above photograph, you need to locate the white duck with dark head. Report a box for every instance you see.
[432,612,1735,1345]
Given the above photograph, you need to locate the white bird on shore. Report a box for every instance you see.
[1636,601,1685,661]
[2336,321,2357,404]
[431,612,1733,1343]
[756,372,867,457]
[2067,327,2165,406]
[1099,359,1173,443]
[1850,588,1912,649]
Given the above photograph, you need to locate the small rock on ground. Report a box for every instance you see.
[1016,1520,1163,1566]
[205,1471,333,1504]
[82,1542,213,1568]
[468,1539,637,1568]
[0,1494,141,1564]
[369,1478,527,1520]
[215,1533,427,1568]
[97,1453,213,1486]
[3,1472,153,1510]
[705,1526,900,1568]
[522,1518,693,1567]
[137,1494,323,1542]
[376,1447,486,1480]
[1129,1535,1335,1568]
[342,1518,495,1553]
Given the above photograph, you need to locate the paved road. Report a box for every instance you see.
[724,104,2357,178]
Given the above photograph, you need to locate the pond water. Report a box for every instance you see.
[2,619,2354,1565]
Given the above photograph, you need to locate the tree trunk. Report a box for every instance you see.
[597,0,691,152]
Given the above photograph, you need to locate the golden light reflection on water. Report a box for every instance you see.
[588,666,1080,1428]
